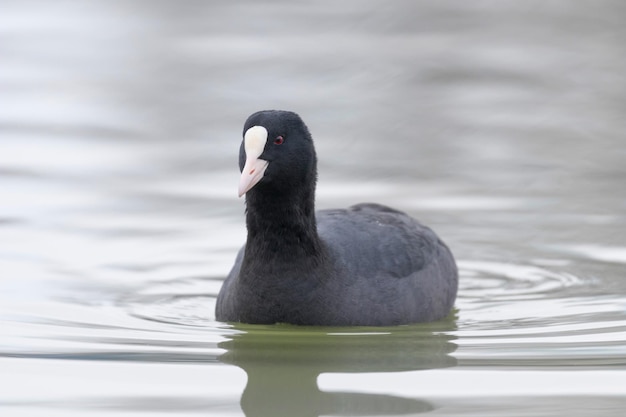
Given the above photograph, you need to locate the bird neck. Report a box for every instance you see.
[243,184,324,261]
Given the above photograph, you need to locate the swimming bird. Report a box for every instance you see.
[215,110,458,326]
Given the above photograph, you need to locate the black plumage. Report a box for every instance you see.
[216,110,458,326]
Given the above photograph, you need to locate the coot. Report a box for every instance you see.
[215,110,458,326]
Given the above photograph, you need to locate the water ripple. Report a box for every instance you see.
[459,260,583,300]
[453,260,626,366]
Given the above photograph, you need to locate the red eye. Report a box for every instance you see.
[274,135,284,145]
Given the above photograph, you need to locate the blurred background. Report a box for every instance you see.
[1,1,626,416]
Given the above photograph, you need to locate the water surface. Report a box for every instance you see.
[2,1,626,416]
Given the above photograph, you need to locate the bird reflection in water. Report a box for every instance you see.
[218,319,457,417]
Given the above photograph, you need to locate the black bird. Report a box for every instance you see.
[216,110,458,326]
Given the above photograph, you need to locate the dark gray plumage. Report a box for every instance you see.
[215,110,458,326]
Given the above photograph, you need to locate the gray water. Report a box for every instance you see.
[2,1,626,416]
